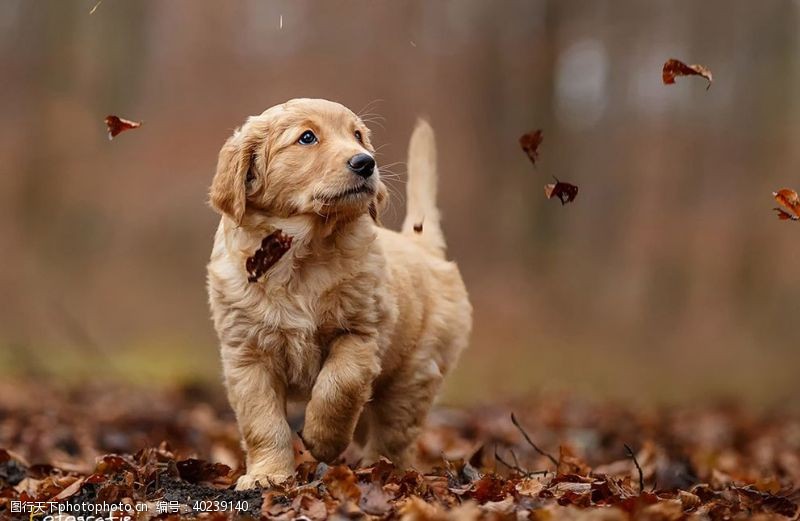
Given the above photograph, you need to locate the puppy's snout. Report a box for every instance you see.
[347,153,375,178]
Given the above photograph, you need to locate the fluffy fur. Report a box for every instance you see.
[206,98,471,490]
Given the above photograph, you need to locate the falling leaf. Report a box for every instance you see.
[89,0,103,14]
[773,188,800,221]
[544,178,579,205]
[246,229,293,282]
[519,130,544,166]
[662,59,713,90]
[105,115,142,140]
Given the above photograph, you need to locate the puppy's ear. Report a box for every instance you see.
[368,180,388,225]
[209,130,256,225]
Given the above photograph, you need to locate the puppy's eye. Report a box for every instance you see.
[354,130,363,142]
[298,130,317,145]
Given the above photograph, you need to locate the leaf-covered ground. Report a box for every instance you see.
[0,382,798,520]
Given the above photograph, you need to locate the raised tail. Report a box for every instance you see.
[401,119,446,256]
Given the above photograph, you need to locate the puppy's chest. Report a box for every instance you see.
[249,281,375,394]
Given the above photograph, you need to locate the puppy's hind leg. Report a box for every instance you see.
[361,355,444,468]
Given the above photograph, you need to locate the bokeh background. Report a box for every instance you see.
[2,0,799,406]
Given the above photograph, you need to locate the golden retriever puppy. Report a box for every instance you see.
[206,98,471,490]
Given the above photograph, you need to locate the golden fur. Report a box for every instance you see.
[206,98,471,490]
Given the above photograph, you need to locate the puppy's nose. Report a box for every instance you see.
[347,153,375,178]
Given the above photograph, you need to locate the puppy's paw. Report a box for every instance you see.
[235,472,291,490]
[300,427,350,464]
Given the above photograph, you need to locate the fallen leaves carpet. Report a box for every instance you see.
[0,382,798,520]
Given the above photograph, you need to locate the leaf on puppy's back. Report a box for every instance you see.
[246,229,293,282]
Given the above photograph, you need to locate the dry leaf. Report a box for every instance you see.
[515,477,545,497]
[678,489,701,510]
[662,59,713,89]
[544,178,579,205]
[246,229,293,282]
[323,465,361,503]
[773,188,800,221]
[557,446,591,476]
[105,115,142,140]
[519,130,544,166]
[51,477,84,501]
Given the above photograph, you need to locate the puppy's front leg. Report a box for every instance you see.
[222,349,295,490]
[302,334,380,463]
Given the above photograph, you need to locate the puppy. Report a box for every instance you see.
[206,98,471,490]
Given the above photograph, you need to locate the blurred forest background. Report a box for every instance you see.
[1,0,799,406]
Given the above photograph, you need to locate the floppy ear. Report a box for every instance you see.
[369,180,389,225]
[209,131,255,225]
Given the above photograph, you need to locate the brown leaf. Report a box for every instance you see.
[544,179,579,205]
[96,475,134,503]
[557,446,591,476]
[662,59,713,89]
[246,229,293,282]
[519,130,544,166]
[773,188,800,221]
[678,490,701,511]
[105,115,142,140]
[95,455,134,475]
[734,486,798,517]
[515,477,545,497]
[323,465,361,503]
[469,474,513,503]
[51,477,84,501]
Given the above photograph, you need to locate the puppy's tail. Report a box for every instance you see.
[401,118,446,256]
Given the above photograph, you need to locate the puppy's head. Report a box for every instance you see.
[210,98,386,226]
